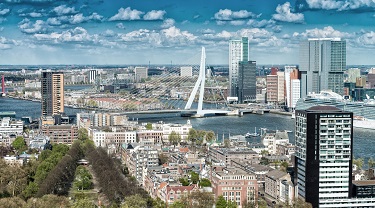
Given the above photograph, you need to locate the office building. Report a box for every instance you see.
[237,61,257,103]
[135,67,148,82]
[266,69,284,103]
[295,106,353,207]
[285,67,301,109]
[180,66,193,77]
[41,71,64,116]
[229,37,249,97]
[89,69,98,83]
[299,38,346,98]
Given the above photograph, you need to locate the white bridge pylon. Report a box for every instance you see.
[184,47,232,117]
[184,47,206,115]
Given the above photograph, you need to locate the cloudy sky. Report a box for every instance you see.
[0,0,375,65]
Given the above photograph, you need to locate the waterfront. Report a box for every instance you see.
[1,96,375,160]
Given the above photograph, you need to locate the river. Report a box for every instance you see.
[1,96,374,161]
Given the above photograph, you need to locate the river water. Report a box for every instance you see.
[1,96,374,161]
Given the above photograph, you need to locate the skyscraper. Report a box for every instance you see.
[284,66,300,110]
[89,69,98,83]
[294,106,353,207]
[237,61,256,103]
[299,38,346,98]
[229,37,249,97]
[41,71,64,117]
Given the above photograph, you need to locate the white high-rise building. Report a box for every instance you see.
[284,66,300,109]
[89,69,98,83]
[229,37,248,97]
[135,67,148,82]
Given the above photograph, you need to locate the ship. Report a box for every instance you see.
[245,127,260,138]
[295,90,375,130]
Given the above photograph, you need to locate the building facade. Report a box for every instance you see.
[41,125,78,144]
[41,71,64,116]
[89,69,98,83]
[267,70,285,103]
[229,37,249,97]
[295,106,353,207]
[299,38,346,98]
[135,67,148,82]
[237,61,257,103]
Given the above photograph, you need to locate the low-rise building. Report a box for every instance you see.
[211,166,258,207]
[231,159,273,188]
[91,129,136,147]
[208,147,260,165]
[265,169,294,204]
[41,125,78,144]
[0,117,23,137]
[262,130,289,155]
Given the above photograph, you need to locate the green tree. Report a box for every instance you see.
[258,198,267,208]
[179,177,189,186]
[223,139,230,148]
[27,195,71,208]
[77,128,89,141]
[0,197,26,208]
[227,200,238,208]
[168,131,181,146]
[368,157,375,169]
[199,178,211,187]
[190,171,199,184]
[170,201,186,208]
[353,157,364,170]
[188,128,198,143]
[12,136,27,152]
[205,131,215,143]
[22,182,38,199]
[122,194,147,208]
[7,166,27,196]
[73,197,97,208]
[152,197,166,208]
[216,196,227,208]
[145,123,153,130]
[280,161,289,172]
[74,166,93,190]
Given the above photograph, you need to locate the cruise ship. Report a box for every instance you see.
[295,90,375,130]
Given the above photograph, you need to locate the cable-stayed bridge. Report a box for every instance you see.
[115,47,235,117]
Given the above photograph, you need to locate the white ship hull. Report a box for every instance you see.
[353,119,375,130]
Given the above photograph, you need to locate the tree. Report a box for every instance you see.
[280,161,289,172]
[258,198,267,208]
[190,171,199,184]
[77,128,89,141]
[227,200,238,208]
[199,178,211,187]
[152,197,166,208]
[145,123,153,130]
[168,131,181,146]
[12,136,27,152]
[0,197,26,208]
[27,195,70,208]
[122,194,147,208]
[7,166,27,196]
[368,157,375,169]
[353,157,364,170]
[73,197,97,208]
[74,166,93,190]
[188,128,198,143]
[223,139,230,148]
[179,178,189,186]
[205,131,215,143]
[182,190,215,208]
[22,182,38,199]
[216,196,227,208]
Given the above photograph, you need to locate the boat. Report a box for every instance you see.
[245,127,260,138]
[296,90,375,130]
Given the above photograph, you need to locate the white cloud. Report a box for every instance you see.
[0,36,12,49]
[292,26,354,39]
[305,0,375,11]
[199,29,215,34]
[143,10,166,20]
[116,23,125,29]
[214,9,257,21]
[18,18,47,34]
[247,19,276,28]
[0,9,10,16]
[161,18,175,28]
[356,31,375,46]
[46,17,61,26]
[0,17,6,23]
[53,5,77,16]
[34,27,97,43]
[109,7,143,21]
[119,26,196,47]
[29,12,42,17]
[272,2,304,23]
[229,20,246,26]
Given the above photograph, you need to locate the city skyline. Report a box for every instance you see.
[1,0,375,65]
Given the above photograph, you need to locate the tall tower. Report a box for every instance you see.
[89,69,98,83]
[1,75,4,96]
[41,71,64,117]
[299,38,346,98]
[237,61,256,103]
[294,106,353,207]
[229,37,249,97]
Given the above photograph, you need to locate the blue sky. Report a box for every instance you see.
[0,0,375,65]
